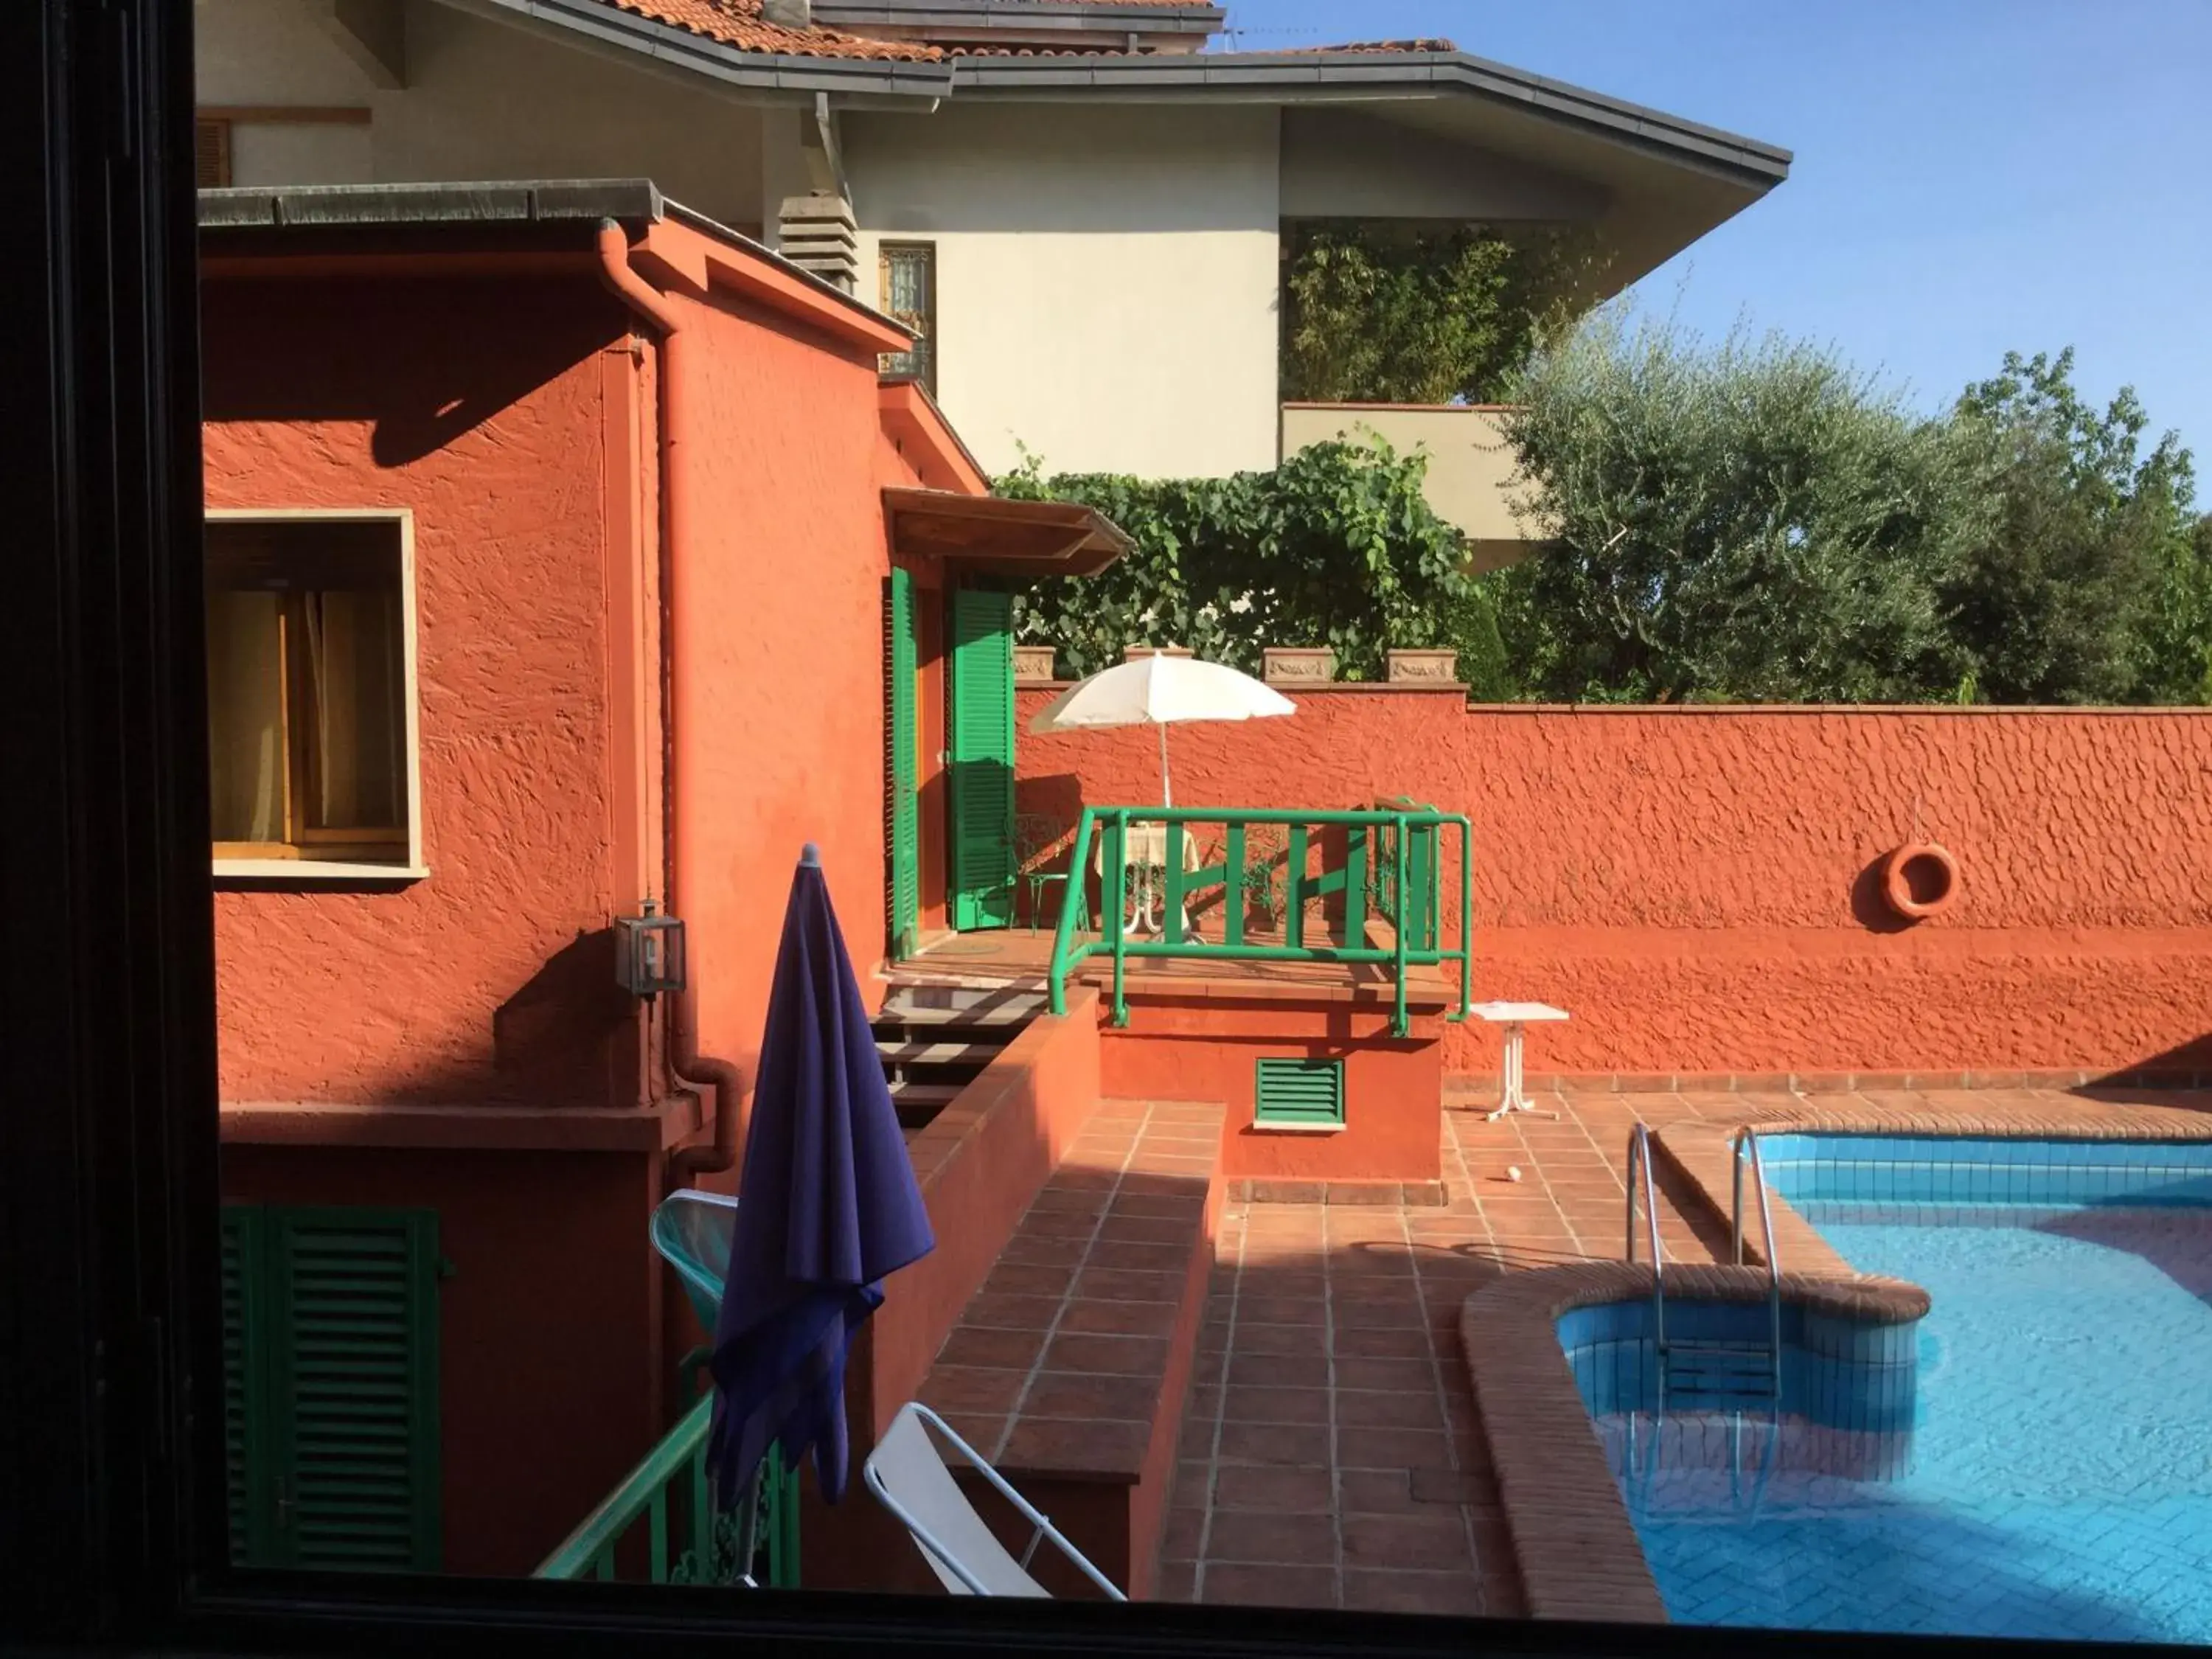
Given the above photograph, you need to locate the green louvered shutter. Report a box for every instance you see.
[948,587,1015,932]
[886,568,920,959]
[267,1208,442,1571]
[1254,1058,1347,1129]
[222,1206,274,1567]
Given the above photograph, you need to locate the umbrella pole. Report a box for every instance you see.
[734,1463,764,1587]
[1158,721,1172,810]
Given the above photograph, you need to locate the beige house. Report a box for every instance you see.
[193,0,1790,556]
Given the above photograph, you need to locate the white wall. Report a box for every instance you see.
[844,102,1282,480]
[194,0,768,229]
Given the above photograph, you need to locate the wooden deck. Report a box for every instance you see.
[900,925,1456,1007]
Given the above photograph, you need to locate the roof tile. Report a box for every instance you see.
[603,0,943,60]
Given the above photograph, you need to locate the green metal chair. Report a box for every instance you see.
[1016,813,1089,935]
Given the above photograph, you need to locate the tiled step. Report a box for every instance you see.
[906,1100,1225,1601]
[874,1037,1004,1070]
[881,985,1048,1020]
[888,1079,963,1127]
[871,982,1041,1138]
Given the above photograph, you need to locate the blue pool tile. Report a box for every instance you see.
[1564,1133,2212,1644]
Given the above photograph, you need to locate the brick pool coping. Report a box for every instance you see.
[1464,1094,2212,1626]
[1461,1262,1927,1625]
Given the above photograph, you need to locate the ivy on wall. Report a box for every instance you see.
[998,438,1493,686]
[1279,220,1590,406]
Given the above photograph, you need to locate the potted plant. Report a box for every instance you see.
[1240,826,1289,934]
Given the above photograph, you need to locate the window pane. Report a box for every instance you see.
[302,586,405,833]
[206,588,287,843]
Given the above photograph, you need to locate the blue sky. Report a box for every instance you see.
[1225,0,2212,479]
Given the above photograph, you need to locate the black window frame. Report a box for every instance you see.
[0,6,1948,1659]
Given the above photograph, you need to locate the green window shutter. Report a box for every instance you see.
[948,587,1015,932]
[268,1208,442,1571]
[222,1206,274,1567]
[1254,1058,1346,1129]
[886,568,919,959]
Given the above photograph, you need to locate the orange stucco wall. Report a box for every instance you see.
[204,254,945,1576]
[204,274,641,1107]
[665,288,912,1141]
[221,1144,664,1579]
[1019,688,2212,1080]
[1101,1001,1444,1182]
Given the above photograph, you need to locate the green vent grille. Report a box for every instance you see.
[1253,1058,1346,1129]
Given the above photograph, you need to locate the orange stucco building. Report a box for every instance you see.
[199,181,1125,1577]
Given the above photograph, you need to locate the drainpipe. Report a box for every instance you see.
[596,220,746,1182]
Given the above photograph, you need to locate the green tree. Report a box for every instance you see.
[1495,308,1986,702]
[1279,223,1583,406]
[1942,349,2199,704]
[1001,439,1476,682]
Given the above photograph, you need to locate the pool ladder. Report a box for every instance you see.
[1626,1124,1784,1403]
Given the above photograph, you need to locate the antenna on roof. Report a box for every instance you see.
[1215,24,1324,51]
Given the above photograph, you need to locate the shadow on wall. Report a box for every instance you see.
[1848,855,1916,936]
[491,927,641,1102]
[201,276,629,467]
[2078,1032,2212,1093]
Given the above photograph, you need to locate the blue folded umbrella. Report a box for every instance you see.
[707,846,936,1510]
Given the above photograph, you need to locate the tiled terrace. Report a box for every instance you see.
[1161,1082,2212,1615]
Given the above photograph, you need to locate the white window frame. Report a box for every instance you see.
[206,507,428,883]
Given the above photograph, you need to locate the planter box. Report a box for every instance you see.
[1262,647,1335,687]
[1124,644,1193,662]
[1385,649,1458,685]
[1013,645,1058,686]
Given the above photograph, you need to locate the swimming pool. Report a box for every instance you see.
[1566,1134,2212,1643]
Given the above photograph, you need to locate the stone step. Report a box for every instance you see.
[875,1037,1004,1070]
[888,1080,964,1130]
[880,985,1048,1021]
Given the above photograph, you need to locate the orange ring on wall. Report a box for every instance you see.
[1881,842,1959,921]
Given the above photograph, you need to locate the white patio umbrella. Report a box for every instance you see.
[1026,650,1295,807]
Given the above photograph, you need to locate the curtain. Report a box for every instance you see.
[205,590,285,844]
[303,587,404,833]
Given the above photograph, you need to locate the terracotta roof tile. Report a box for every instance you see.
[602,0,943,60]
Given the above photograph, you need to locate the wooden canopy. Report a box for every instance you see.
[883,487,1130,579]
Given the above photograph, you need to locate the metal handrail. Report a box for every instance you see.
[1624,1123,1666,1352]
[1044,804,1475,1037]
[535,1394,799,1588]
[1731,1129,1785,1397]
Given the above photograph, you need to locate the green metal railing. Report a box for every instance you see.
[1046,803,1473,1037]
[534,1394,801,1590]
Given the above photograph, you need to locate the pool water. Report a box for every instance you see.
[1584,1137,2212,1643]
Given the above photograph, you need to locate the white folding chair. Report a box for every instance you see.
[863,1402,1126,1600]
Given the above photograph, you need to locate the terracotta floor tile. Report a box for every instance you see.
[1042,1332,1170,1377]
[1020,1372,1158,1423]
[1334,1425,1454,1469]
[1225,1352,1329,1390]
[1160,1505,1205,1563]
[1340,1568,1486,1615]
[1231,1321,1330,1357]
[1056,1296,1180,1340]
[1222,1384,1332,1426]
[1216,1419,1333,1467]
[1199,1563,1339,1610]
[1332,1356,1441,1394]
[1213,1462,1333,1513]
[1204,1509,1338,1568]
[921,1365,1029,1416]
[1337,1467,1419,1514]
[1340,1511,1475,1573]
[934,1325,1046,1372]
[1335,1388,1448,1432]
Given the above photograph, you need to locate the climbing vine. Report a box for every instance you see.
[998,438,1480,683]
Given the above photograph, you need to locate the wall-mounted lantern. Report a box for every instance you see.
[615,901,686,998]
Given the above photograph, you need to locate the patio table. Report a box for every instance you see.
[1094,823,1205,940]
[1467,1001,1569,1121]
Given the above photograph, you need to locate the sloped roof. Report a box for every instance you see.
[605,0,943,59]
